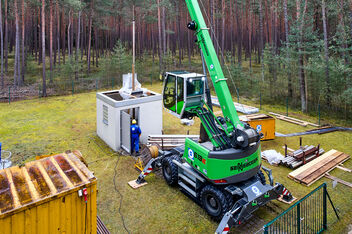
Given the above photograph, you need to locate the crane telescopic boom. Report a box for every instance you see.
[185,0,243,131]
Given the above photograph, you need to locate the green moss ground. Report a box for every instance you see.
[0,83,351,233]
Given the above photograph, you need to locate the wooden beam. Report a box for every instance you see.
[21,167,40,201]
[336,165,352,173]
[269,112,319,127]
[35,161,58,195]
[4,168,21,208]
[49,157,74,188]
[325,173,352,188]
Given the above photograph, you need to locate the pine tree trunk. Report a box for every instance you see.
[14,0,21,86]
[152,24,155,63]
[87,0,93,73]
[322,0,331,107]
[0,0,3,88]
[56,1,60,66]
[271,0,277,83]
[236,1,242,66]
[210,0,214,42]
[283,0,293,98]
[75,10,81,80]
[4,0,8,73]
[21,0,25,84]
[71,17,74,59]
[95,28,99,67]
[350,1,352,41]
[230,0,235,61]
[38,7,42,65]
[68,10,71,59]
[53,6,56,66]
[221,0,225,65]
[81,16,84,60]
[259,0,264,81]
[81,14,84,61]
[162,6,166,56]
[61,10,65,64]
[296,0,308,112]
[49,0,53,83]
[177,1,181,66]
[34,8,38,62]
[187,14,191,68]
[42,0,46,96]
[157,0,163,73]
[248,0,252,69]
[338,0,348,63]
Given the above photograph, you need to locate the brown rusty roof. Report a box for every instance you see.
[0,150,96,217]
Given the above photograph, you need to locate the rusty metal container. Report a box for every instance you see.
[0,150,97,234]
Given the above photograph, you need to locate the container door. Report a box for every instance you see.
[121,111,131,153]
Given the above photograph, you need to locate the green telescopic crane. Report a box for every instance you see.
[134,1,290,233]
[185,0,242,132]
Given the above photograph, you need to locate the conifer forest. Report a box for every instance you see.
[0,0,351,119]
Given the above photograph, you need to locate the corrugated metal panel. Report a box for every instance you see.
[0,150,97,234]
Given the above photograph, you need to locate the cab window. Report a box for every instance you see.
[177,77,184,101]
[187,79,204,96]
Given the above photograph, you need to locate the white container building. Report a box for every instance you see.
[96,89,163,153]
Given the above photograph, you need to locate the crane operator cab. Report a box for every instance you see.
[163,71,207,119]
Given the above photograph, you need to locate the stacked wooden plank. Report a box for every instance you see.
[288,149,350,186]
[148,135,199,150]
[269,112,319,127]
[281,146,325,169]
[211,96,259,114]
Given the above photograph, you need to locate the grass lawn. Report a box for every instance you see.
[0,83,351,233]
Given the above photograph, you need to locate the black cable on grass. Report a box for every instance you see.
[113,156,131,234]
[84,202,88,234]
[87,135,130,233]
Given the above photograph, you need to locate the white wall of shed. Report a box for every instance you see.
[97,98,163,151]
[96,98,120,151]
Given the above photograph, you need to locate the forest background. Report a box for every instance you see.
[0,0,351,123]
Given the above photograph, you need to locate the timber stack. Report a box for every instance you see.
[147,135,199,150]
[288,149,350,186]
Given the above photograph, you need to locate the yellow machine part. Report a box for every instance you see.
[134,158,144,172]
[134,145,160,171]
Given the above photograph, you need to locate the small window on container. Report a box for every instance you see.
[103,105,108,125]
